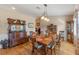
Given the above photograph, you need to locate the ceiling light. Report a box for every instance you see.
[12,6,16,10]
[47,18,50,22]
[41,16,45,20]
[44,17,47,21]
[41,4,50,22]
[44,17,50,22]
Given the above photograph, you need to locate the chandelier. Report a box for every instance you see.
[41,4,50,22]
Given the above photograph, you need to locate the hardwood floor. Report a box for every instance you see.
[0,42,32,55]
[58,41,75,55]
[0,41,75,55]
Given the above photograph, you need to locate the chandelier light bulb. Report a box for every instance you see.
[44,17,47,21]
[47,18,50,22]
[41,16,45,20]
[44,17,50,22]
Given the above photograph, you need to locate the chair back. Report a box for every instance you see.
[31,32,36,45]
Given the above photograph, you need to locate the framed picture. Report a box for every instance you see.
[28,23,34,28]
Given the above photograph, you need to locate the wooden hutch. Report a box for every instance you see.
[47,24,57,33]
[53,25,57,34]
[47,24,57,37]
[7,18,27,47]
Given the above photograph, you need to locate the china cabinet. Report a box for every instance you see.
[7,18,27,47]
[66,21,74,43]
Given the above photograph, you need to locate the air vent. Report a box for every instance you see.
[36,6,40,10]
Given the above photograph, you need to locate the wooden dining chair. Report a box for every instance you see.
[53,35,61,55]
[31,37,37,54]
[31,38,45,55]
[31,32,44,55]
[56,35,61,48]
[46,40,56,55]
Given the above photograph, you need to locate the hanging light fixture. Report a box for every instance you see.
[41,4,50,22]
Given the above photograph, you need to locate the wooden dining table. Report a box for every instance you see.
[36,36,53,54]
[36,36,52,46]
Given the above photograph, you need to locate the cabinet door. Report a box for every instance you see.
[9,32,16,47]
[15,32,20,45]
[68,34,71,39]
[15,32,20,39]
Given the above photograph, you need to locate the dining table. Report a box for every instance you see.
[36,36,52,45]
[36,36,53,54]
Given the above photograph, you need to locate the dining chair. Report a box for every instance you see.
[31,37,37,54]
[53,35,61,55]
[34,42,45,55]
[46,40,56,55]
[31,34,45,55]
[56,35,61,48]
[31,39,45,54]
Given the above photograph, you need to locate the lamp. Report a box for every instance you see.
[41,4,50,22]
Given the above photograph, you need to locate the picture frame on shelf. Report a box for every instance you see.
[11,25,16,31]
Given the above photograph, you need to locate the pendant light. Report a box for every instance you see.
[41,4,50,22]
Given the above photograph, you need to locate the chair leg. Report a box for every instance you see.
[46,48,48,54]
[44,47,47,55]
[32,48,34,54]
[32,46,36,54]
[54,47,56,55]
[51,49,52,55]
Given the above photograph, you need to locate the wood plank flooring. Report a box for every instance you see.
[0,41,75,55]
[58,41,75,55]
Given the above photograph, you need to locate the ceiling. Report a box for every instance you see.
[0,4,76,31]
[0,4,75,16]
